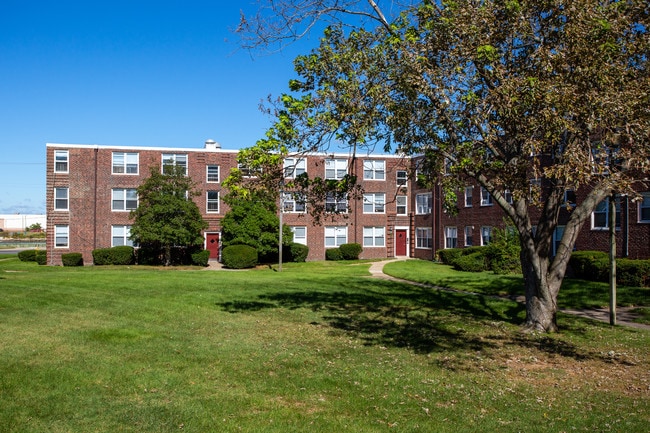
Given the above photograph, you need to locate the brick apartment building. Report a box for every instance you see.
[45,141,650,265]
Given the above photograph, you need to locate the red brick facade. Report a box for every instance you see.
[45,142,650,265]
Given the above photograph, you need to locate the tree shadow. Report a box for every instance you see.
[216,277,593,362]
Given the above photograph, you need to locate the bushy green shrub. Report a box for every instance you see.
[485,228,521,274]
[438,248,464,265]
[222,245,258,269]
[92,246,135,265]
[61,253,83,267]
[453,251,489,272]
[191,249,210,267]
[339,243,362,260]
[285,243,309,262]
[18,249,37,262]
[35,250,47,265]
[326,248,343,261]
[569,251,609,282]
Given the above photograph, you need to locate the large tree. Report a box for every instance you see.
[237,0,649,332]
[130,166,208,266]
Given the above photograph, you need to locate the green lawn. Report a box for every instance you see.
[1,256,648,432]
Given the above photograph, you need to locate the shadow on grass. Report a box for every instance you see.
[217,277,590,362]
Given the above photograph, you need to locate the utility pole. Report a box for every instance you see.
[609,193,617,326]
[278,182,284,272]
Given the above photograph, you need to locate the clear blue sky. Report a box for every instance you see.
[0,1,315,214]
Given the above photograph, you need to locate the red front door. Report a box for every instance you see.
[395,229,407,256]
[206,233,220,259]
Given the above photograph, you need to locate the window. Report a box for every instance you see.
[284,158,306,178]
[112,189,138,211]
[162,153,188,175]
[363,160,385,180]
[112,225,134,247]
[325,226,347,247]
[238,163,261,178]
[291,226,307,245]
[445,227,458,249]
[504,189,513,204]
[562,189,576,208]
[529,178,542,200]
[396,170,408,187]
[112,152,139,174]
[206,165,220,183]
[54,150,68,173]
[363,227,385,247]
[207,191,219,213]
[464,226,473,246]
[54,187,69,211]
[363,193,385,213]
[464,186,473,207]
[639,192,650,223]
[480,187,492,206]
[552,226,564,256]
[481,226,492,246]
[325,192,348,213]
[592,197,621,230]
[415,227,432,249]
[325,159,347,180]
[55,225,69,248]
[396,196,407,215]
[283,192,306,213]
[416,193,432,214]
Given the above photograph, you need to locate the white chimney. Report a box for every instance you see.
[204,139,221,150]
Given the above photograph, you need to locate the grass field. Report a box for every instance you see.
[0,256,648,432]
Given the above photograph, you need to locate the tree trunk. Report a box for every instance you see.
[164,245,172,266]
[521,249,560,333]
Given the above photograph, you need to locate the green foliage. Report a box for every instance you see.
[453,251,489,272]
[570,251,650,287]
[285,242,309,263]
[61,253,83,267]
[617,259,650,287]
[339,243,362,260]
[17,249,37,262]
[221,192,292,261]
[129,166,208,266]
[191,249,211,267]
[437,248,464,265]
[92,246,135,266]
[35,251,47,265]
[484,227,521,274]
[221,245,258,269]
[325,248,343,261]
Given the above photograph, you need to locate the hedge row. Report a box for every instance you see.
[222,245,258,269]
[569,251,650,287]
[17,249,46,265]
[326,243,363,261]
[93,246,136,265]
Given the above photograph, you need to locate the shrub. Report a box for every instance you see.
[61,253,84,266]
[18,249,37,262]
[222,245,258,269]
[285,243,309,263]
[438,248,464,265]
[569,251,609,282]
[453,251,489,272]
[92,246,135,265]
[484,228,521,274]
[339,243,362,260]
[35,250,47,265]
[191,249,210,267]
[326,248,343,261]
[615,259,650,287]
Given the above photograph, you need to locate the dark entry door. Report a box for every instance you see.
[206,233,220,259]
[395,229,407,256]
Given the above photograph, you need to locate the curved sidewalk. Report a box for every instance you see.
[369,259,650,331]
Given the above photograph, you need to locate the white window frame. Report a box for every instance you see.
[54,150,69,173]
[552,225,564,256]
[363,226,385,247]
[639,192,650,223]
[325,226,347,247]
[112,225,134,247]
[415,227,432,249]
[464,226,473,247]
[363,193,386,214]
[291,226,307,245]
[162,153,188,175]
[591,197,621,230]
[464,186,473,207]
[504,189,513,204]
[54,225,69,248]
[480,226,492,246]
[396,170,408,187]
[480,187,493,206]
[416,193,432,215]
[54,187,69,211]
[444,226,458,249]
[237,163,261,178]
[284,158,306,178]
[396,195,407,215]
[112,152,139,175]
[112,188,138,212]
[206,165,220,183]
[206,191,219,213]
[282,192,306,213]
[325,192,348,213]
[363,160,385,180]
[325,159,347,180]
[562,189,576,208]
